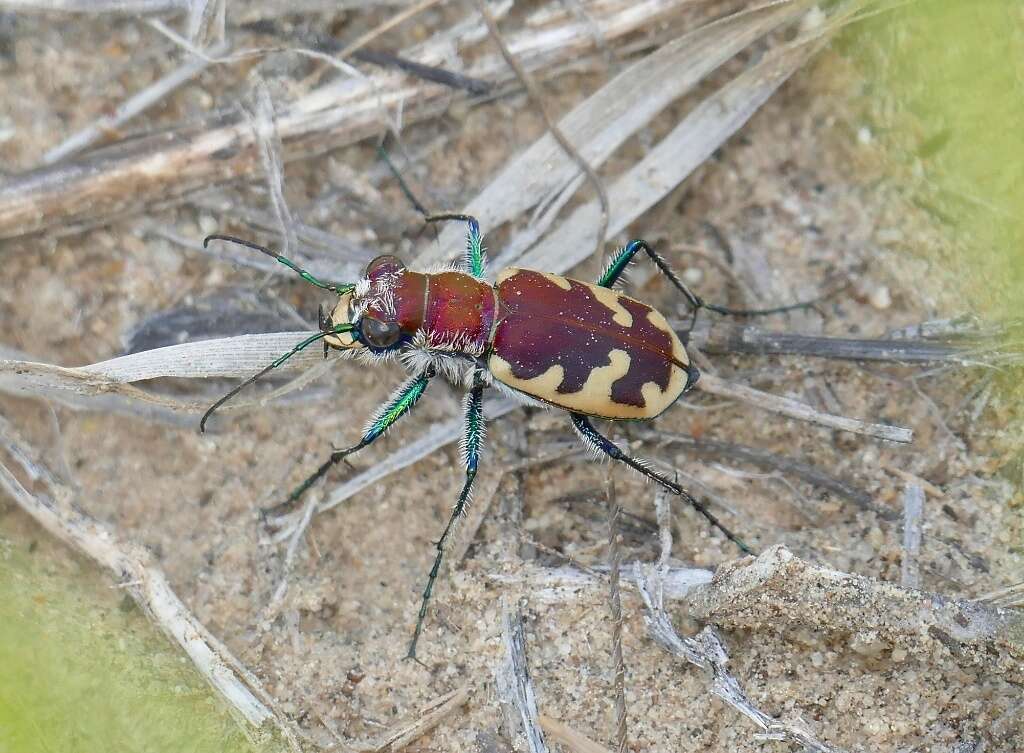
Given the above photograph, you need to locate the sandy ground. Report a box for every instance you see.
[0,5,1021,752]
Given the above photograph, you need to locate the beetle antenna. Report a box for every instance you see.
[204,234,354,295]
[199,324,354,433]
[376,143,432,218]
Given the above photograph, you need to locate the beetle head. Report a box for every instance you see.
[323,254,407,352]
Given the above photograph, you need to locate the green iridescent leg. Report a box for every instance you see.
[424,213,486,279]
[203,234,354,295]
[406,368,486,660]
[272,369,434,514]
[599,239,814,317]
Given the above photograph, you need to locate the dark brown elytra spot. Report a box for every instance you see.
[492,270,675,408]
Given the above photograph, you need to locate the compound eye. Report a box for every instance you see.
[360,317,402,349]
[365,254,405,278]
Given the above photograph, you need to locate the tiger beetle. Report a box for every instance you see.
[202,216,810,660]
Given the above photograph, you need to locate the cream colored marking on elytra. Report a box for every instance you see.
[642,362,685,415]
[590,285,634,328]
[495,267,519,285]
[646,308,689,366]
[488,354,565,397]
[571,348,632,408]
[581,349,685,419]
[489,348,688,420]
[540,272,573,291]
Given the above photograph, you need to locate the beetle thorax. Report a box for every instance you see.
[420,271,497,356]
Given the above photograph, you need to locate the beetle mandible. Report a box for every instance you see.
[202,214,805,659]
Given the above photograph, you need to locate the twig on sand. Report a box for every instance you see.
[686,318,980,363]
[639,430,874,510]
[0,0,180,12]
[0,0,680,240]
[635,508,845,753]
[538,715,615,753]
[0,423,303,750]
[900,482,924,589]
[371,683,471,753]
[696,372,913,443]
[42,40,231,165]
[495,603,550,753]
[262,491,320,627]
[425,1,808,270]
[606,501,627,753]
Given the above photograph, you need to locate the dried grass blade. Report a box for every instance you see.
[513,35,816,274]
[0,332,332,414]
[418,1,807,269]
[0,0,688,239]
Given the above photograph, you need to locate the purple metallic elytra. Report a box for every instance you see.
[488,269,690,418]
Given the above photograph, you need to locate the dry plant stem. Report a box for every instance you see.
[900,482,924,589]
[0,437,303,749]
[496,604,550,753]
[487,563,712,603]
[512,12,817,274]
[696,372,913,443]
[977,581,1024,609]
[424,0,804,268]
[263,491,320,627]
[337,0,444,61]
[0,0,679,239]
[639,429,874,510]
[186,0,225,48]
[882,460,944,499]
[606,504,627,753]
[0,0,181,11]
[246,79,298,257]
[471,0,610,260]
[0,335,338,418]
[689,546,1024,675]
[635,525,844,753]
[190,193,373,264]
[538,715,614,753]
[371,683,471,753]
[42,40,230,165]
[689,319,975,363]
[144,17,364,76]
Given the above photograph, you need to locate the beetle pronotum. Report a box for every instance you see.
[203,216,809,659]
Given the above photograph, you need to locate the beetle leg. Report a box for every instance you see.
[569,412,753,555]
[267,369,435,516]
[599,239,817,317]
[407,368,487,660]
[424,212,486,280]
